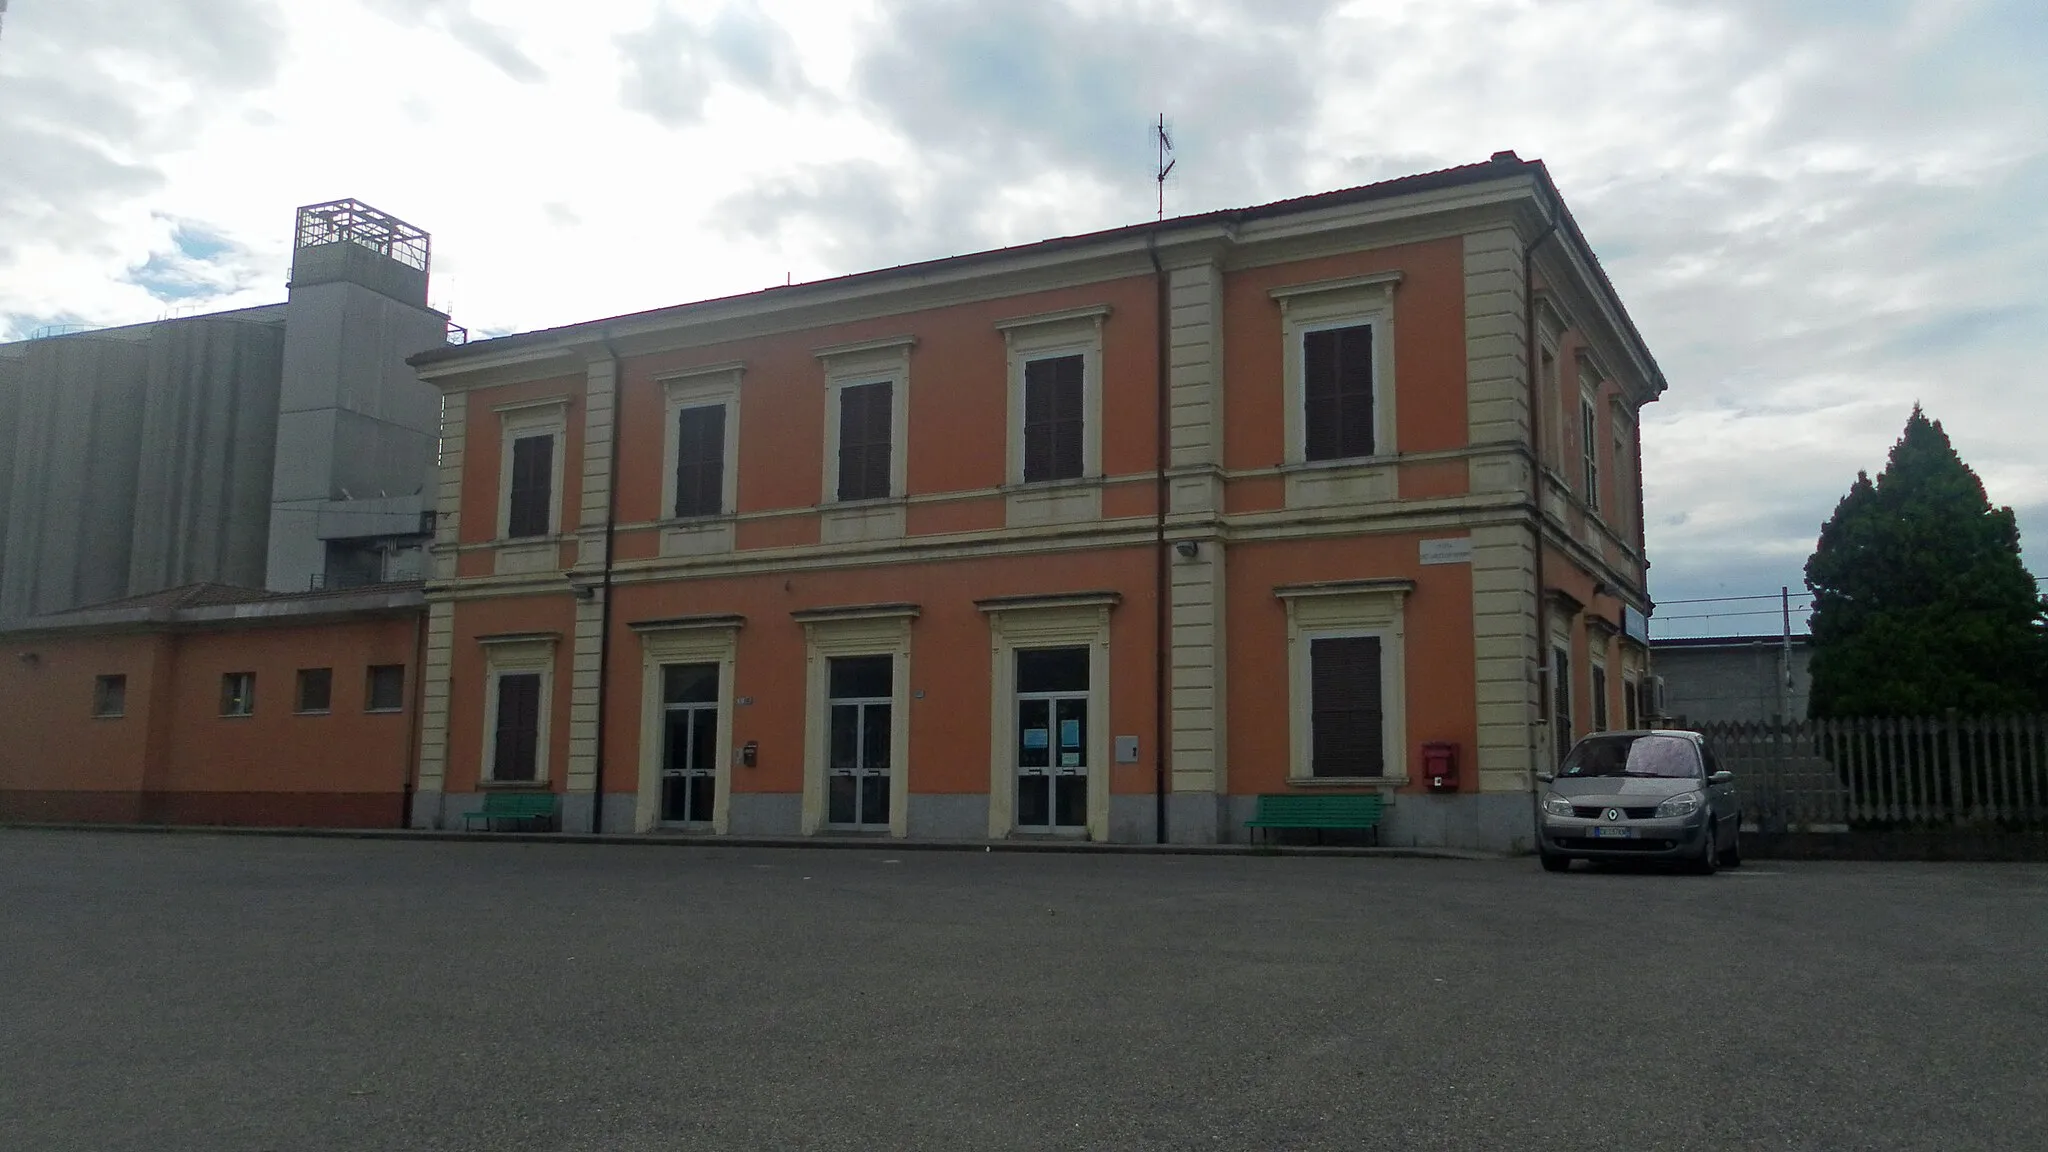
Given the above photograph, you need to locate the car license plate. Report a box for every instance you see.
[1590,826,1633,839]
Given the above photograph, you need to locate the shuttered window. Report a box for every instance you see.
[836,382,893,501]
[506,434,554,538]
[1592,664,1609,732]
[492,672,542,782]
[1022,355,1084,483]
[1552,646,1573,767]
[674,404,726,517]
[1309,636,1384,777]
[1303,324,1375,461]
[1581,397,1600,512]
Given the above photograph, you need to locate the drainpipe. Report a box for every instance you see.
[1147,232,1170,845]
[1524,213,1559,773]
[589,334,624,833]
[401,598,426,829]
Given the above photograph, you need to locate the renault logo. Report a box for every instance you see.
[1605,808,1622,821]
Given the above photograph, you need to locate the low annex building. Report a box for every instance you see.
[405,153,1667,851]
[0,582,424,826]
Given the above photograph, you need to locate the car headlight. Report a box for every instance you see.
[1655,791,1703,818]
[1541,794,1575,817]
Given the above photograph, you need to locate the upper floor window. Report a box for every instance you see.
[1580,394,1600,513]
[1271,272,1398,466]
[1612,409,1634,540]
[836,381,894,501]
[1540,345,1561,468]
[507,435,553,537]
[1303,324,1376,461]
[999,307,1106,491]
[815,338,912,512]
[1022,355,1084,483]
[496,400,567,541]
[675,405,727,517]
[661,363,743,524]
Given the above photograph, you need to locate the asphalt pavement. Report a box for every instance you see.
[1,831,2043,1151]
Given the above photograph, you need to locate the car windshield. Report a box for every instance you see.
[1559,733,1701,779]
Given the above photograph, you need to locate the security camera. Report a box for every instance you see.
[1173,540,1199,559]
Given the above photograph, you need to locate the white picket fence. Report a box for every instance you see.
[1697,715,2048,831]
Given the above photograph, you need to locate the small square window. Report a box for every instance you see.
[93,674,126,718]
[221,672,256,717]
[296,668,333,714]
[366,665,406,712]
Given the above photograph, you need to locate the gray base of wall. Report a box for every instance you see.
[907,794,987,840]
[728,793,801,836]
[1108,795,1157,843]
[1166,793,1224,844]
[1379,792,1536,854]
[1220,791,1536,853]
[418,787,1538,852]
[557,794,638,835]
[409,789,442,830]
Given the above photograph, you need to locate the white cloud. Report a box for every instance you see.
[1,0,2042,636]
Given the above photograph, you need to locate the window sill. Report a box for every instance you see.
[220,714,254,720]
[1286,775,1408,790]
[1278,454,1397,474]
[365,707,405,715]
[91,714,125,721]
[477,778,552,790]
[1001,476,1096,494]
[295,709,332,717]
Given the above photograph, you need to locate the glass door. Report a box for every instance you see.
[1015,647,1088,832]
[826,655,892,829]
[660,663,719,826]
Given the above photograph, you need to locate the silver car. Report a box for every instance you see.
[1536,730,1741,873]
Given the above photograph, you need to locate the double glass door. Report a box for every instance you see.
[827,655,892,829]
[660,663,718,826]
[1016,647,1088,831]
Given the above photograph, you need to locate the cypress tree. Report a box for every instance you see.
[1805,406,2047,717]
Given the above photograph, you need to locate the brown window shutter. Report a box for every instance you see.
[507,435,553,537]
[838,382,892,501]
[1310,636,1384,777]
[495,673,541,782]
[1303,325,1374,461]
[1024,355,1084,482]
[674,404,725,517]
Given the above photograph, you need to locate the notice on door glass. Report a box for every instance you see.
[1024,728,1049,749]
[1060,753,1080,767]
[1059,719,1081,748]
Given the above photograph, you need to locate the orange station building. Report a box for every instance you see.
[396,153,1667,850]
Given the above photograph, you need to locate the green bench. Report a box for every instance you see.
[463,792,558,832]
[1244,793,1385,846]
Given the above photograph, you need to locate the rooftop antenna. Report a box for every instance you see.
[1155,114,1175,222]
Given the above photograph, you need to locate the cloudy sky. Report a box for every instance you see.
[2,0,2043,637]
